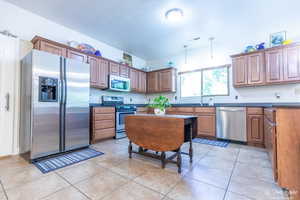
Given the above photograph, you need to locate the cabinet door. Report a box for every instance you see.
[109,62,120,76]
[139,71,147,93]
[88,56,99,87]
[39,41,67,57]
[147,71,159,93]
[265,49,284,83]
[120,65,129,78]
[264,117,278,181]
[159,69,173,92]
[98,58,109,89]
[247,115,264,146]
[283,45,300,81]
[248,52,265,85]
[232,56,248,87]
[197,115,216,137]
[67,49,87,63]
[130,69,139,92]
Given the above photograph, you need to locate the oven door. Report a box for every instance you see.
[116,111,135,133]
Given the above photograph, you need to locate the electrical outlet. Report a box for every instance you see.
[235,96,238,100]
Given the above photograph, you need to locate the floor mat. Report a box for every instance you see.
[193,138,229,147]
[33,148,104,173]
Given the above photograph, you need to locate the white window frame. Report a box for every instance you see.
[179,64,230,98]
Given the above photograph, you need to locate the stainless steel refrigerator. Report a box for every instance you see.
[19,50,90,160]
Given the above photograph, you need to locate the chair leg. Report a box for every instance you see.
[161,151,166,168]
[177,148,182,173]
[128,141,132,159]
[189,124,193,163]
[138,146,143,153]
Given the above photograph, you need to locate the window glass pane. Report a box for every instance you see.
[180,71,201,97]
[202,67,228,96]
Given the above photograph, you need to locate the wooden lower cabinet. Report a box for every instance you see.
[194,107,216,137]
[264,108,277,181]
[91,107,115,143]
[276,108,300,200]
[197,115,216,137]
[247,107,264,147]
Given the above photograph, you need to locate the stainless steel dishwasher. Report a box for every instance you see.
[216,107,247,142]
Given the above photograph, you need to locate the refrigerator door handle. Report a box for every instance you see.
[58,80,62,104]
[62,79,67,104]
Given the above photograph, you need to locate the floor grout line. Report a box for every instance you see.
[55,172,92,200]
[222,146,241,200]
[161,146,212,199]
[0,180,8,200]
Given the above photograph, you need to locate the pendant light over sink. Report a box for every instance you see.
[165,8,184,22]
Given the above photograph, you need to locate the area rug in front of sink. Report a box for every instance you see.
[193,138,229,147]
[33,148,104,173]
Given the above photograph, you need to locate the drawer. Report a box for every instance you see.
[94,113,115,121]
[194,107,216,114]
[137,107,148,112]
[93,107,115,114]
[247,107,263,115]
[264,108,276,122]
[166,107,177,113]
[176,107,194,113]
[93,128,115,141]
[94,120,115,130]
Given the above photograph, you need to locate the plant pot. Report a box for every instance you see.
[154,108,165,115]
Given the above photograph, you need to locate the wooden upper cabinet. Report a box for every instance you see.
[120,65,130,78]
[147,71,159,93]
[232,56,248,87]
[159,69,174,92]
[147,68,176,93]
[247,52,265,85]
[130,68,139,92]
[67,49,87,63]
[88,57,109,89]
[88,56,99,87]
[283,45,300,81]
[265,48,284,83]
[38,40,67,57]
[139,71,147,93]
[98,58,109,89]
[109,62,120,76]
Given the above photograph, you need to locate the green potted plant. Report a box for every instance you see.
[148,95,171,115]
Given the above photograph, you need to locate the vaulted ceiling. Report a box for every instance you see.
[5,0,300,60]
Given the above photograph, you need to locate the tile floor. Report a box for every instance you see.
[0,138,288,200]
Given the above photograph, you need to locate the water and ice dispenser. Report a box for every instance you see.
[39,77,58,102]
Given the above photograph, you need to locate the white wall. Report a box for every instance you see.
[146,36,300,104]
[0,0,148,104]
[0,0,146,69]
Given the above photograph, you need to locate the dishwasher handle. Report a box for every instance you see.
[217,107,246,112]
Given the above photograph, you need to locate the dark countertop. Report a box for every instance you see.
[89,102,300,108]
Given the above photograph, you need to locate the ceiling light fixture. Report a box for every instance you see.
[165,8,184,22]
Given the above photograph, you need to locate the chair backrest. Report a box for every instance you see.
[125,115,185,152]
